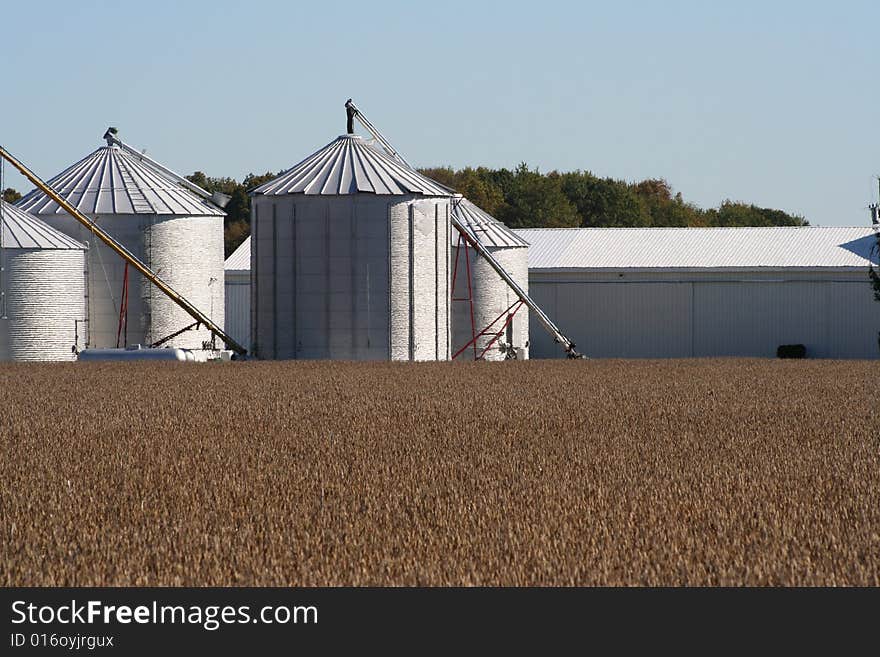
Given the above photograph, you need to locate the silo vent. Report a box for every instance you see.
[346,99,356,134]
[103,127,119,146]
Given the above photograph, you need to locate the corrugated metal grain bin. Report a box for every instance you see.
[0,201,87,361]
[250,134,453,360]
[16,132,225,350]
[451,198,529,359]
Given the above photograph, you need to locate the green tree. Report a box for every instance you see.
[707,201,808,227]
[631,179,705,226]
[418,166,505,216]
[183,163,813,254]
[418,166,458,189]
[225,220,250,257]
[2,188,21,203]
[495,164,580,228]
[454,168,504,216]
[560,172,651,227]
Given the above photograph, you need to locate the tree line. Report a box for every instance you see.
[5,165,809,258]
[191,164,807,256]
[419,164,808,231]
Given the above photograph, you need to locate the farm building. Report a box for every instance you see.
[0,200,87,361]
[224,235,251,350]
[517,226,880,359]
[226,224,880,360]
[451,198,530,359]
[249,133,453,361]
[225,196,533,361]
[16,131,226,350]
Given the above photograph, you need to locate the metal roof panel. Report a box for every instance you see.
[224,236,251,271]
[452,198,528,248]
[1,201,87,250]
[17,145,223,216]
[252,135,453,197]
[516,226,880,270]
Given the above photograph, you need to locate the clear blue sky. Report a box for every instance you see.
[2,0,878,225]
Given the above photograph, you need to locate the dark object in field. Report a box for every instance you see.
[777,344,807,359]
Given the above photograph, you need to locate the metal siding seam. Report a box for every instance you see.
[351,200,357,359]
[291,201,297,359]
[324,202,330,359]
[435,203,439,360]
[409,203,414,361]
[251,203,258,356]
[822,281,830,357]
[145,214,152,344]
[0,239,5,319]
[272,203,278,359]
[386,201,392,360]
[553,282,560,359]
[446,203,450,359]
[83,246,88,348]
[690,281,695,357]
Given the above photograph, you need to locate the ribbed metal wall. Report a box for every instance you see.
[224,271,250,351]
[144,215,225,349]
[16,142,226,350]
[0,249,86,361]
[252,195,450,361]
[389,198,450,361]
[451,245,529,359]
[37,213,224,349]
[38,213,146,348]
[528,274,880,359]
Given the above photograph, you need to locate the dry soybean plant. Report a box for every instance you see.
[1,359,878,586]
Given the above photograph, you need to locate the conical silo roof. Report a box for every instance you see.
[0,200,86,250]
[252,134,453,197]
[17,143,222,216]
[453,198,528,248]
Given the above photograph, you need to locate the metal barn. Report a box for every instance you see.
[224,235,251,351]
[518,226,880,359]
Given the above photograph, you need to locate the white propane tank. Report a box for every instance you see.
[77,345,194,362]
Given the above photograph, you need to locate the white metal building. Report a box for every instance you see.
[224,235,251,350]
[250,134,453,360]
[518,226,880,359]
[451,198,530,359]
[0,201,87,361]
[16,133,225,350]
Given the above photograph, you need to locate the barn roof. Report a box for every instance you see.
[515,226,880,271]
[225,236,250,272]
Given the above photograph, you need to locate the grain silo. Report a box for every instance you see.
[0,200,87,361]
[451,198,530,359]
[16,131,225,350]
[250,133,453,360]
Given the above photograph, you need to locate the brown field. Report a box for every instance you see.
[1,359,878,586]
